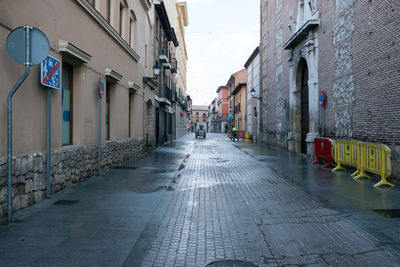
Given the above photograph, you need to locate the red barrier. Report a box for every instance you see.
[228,130,245,141]
[237,131,245,141]
[313,138,335,168]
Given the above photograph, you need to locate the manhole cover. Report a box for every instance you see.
[53,200,78,205]
[373,209,400,218]
[114,166,138,170]
[205,260,258,267]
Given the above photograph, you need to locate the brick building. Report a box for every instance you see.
[226,69,247,130]
[260,0,400,180]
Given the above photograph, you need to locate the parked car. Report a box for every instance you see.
[195,122,207,139]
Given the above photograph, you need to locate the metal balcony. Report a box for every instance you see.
[159,44,169,64]
[171,58,178,73]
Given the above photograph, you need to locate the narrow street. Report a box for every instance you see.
[1,133,400,266]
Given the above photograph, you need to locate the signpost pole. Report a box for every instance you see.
[97,77,104,176]
[7,26,32,221]
[319,91,326,138]
[46,88,51,198]
[322,106,325,138]
[98,96,102,176]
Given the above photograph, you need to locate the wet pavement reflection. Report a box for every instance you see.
[234,141,400,253]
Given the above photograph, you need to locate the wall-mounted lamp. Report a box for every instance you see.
[251,88,261,100]
[143,63,161,84]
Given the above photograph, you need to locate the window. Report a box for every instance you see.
[129,10,137,49]
[119,2,124,35]
[145,44,148,68]
[62,63,73,145]
[105,0,111,23]
[196,112,199,115]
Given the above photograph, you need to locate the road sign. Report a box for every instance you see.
[6,26,49,66]
[319,91,326,106]
[41,56,61,89]
[98,76,105,98]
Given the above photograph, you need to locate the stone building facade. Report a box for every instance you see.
[226,69,247,130]
[0,0,189,219]
[260,0,400,180]
[244,47,260,142]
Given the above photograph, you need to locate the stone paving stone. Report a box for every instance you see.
[141,135,400,266]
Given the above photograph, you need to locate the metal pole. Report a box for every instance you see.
[98,97,101,176]
[321,106,325,137]
[7,26,32,221]
[46,88,51,198]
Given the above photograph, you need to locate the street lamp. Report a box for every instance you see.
[143,63,161,84]
[251,88,260,99]
[153,63,160,76]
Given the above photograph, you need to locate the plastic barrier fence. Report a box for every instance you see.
[312,138,335,168]
[354,143,393,187]
[332,140,393,187]
[228,131,245,141]
[332,140,361,175]
[245,131,252,142]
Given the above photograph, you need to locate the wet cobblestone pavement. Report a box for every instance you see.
[1,133,400,266]
[139,134,400,267]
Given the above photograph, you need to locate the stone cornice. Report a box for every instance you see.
[283,19,319,50]
[105,68,123,82]
[59,40,91,65]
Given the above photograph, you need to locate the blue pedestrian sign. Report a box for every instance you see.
[41,56,61,90]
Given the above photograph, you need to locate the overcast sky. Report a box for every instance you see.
[185,0,260,106]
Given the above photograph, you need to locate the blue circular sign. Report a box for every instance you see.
[6,26,49,66]
[319,91,326,106]
[98,77,105,98]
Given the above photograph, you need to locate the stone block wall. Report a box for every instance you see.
[0,138,145,218]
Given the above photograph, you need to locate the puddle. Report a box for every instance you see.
[205,260,258,267]
[114,166,138,170]
[373,209,400,218]
[53,200,78,206]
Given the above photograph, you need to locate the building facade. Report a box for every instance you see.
[226,69,247,130]
[0,0,190,219]
[244,47,260,142]
[216,86,229,133]
[232,83,247,131]
[153,0,179,146]
[166,1,189,139]
[260,0,400,180]
[0,0,157,218]
[191,105,209,132]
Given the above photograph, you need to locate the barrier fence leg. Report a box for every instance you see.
[332,162,346,172]
[351,169,361,177]
[373,175,394,188]
[354,169,371,180]
[322,161,335,168]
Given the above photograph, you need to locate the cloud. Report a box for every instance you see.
[185,0,260,105]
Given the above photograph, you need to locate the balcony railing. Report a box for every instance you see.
[159,43,169,63]
[165,85,172,102]
[171,58,178,73]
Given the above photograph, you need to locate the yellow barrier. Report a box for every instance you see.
[332,139,393,188]
[245,131,252,142]
[332,140,361,175]
[354,143,393,187]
